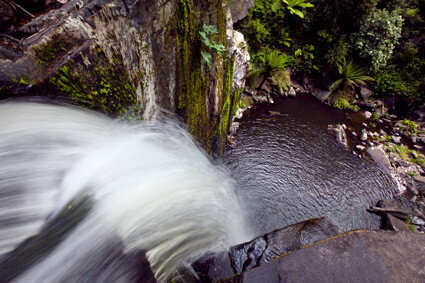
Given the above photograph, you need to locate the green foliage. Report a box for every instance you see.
[272,0,314,18]
[333,97,351,109]
[374,68,412,96]
[246,49,291,93]
[329,59,375,92]
[401,119,419,135]
[354,8,403,72]
[199,23,226,67]
[351,104,360,112]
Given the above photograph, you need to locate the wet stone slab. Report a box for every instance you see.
[176,217,341,282]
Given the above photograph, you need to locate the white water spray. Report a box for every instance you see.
[0,102,248,282]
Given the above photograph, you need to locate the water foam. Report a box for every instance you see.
[0,102,247,282]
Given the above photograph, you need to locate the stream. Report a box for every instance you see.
[224,94,398,237]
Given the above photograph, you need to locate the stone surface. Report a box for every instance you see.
[367,145,392,172]
[360,86,374,100]
[392,136,402,143]
[288,86,296,97]
[227,0,254,22]
[327,124,348,149]
[356,145,365,151]
[227,30,250,89]
[360,130,368,141]
[186,217,340,282]
[0,0,252,153]
[384,214,414,232]
[225,230,425,282]
[364,111,372,119]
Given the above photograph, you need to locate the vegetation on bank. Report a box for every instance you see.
[237,0,425,107]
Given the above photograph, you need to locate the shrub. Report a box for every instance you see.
[333,97,351,109]
[353,9,403,72]
[402,119,418,135]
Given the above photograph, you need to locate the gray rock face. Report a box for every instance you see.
[327,124,348,149]
[185,217,340,282]
[227,0,254,22]
[225,230,425,282]
[364,111,372,119]
[288,86,296,96]
[360,86,374,100]
[227,30,250,89]
[360,130,368,141]
[367,145,392,172]
[0,0,254,152]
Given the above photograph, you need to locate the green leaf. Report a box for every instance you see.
[290,8,304,18]
[295,49,302,57]
[201,50,212,67]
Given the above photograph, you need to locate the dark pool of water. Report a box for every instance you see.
[224,94,397,237]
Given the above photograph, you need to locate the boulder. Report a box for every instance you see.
[288,86,296,97]
[392,136,402,143]
[186,217,341,282]
[360,86,373,100]
[383,214,414,232]
[224,230,425,282]
[227,30,250,89]
[356,145,365,151]
[327,124,348,149]
[227,0,254,22]
[367,145,392,172]
[360,130,368,141]
[311,89,331,101]
[364,111,372,119]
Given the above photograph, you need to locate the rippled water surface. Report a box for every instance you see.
[224,94,397,237]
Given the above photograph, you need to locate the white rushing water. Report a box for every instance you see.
[0,102,248,282]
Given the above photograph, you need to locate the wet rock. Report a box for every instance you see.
[327,124,348,149]
[392,136,401,143]
[362,123,368,128]
[225,231,425,282]
[413,144,424,151]
[352,132,357,137]
[412,175,425,195]
[407,184,419,195]
[364,111,372,119]
[228,0,254,22]
[189,217,340,282]
[367,145,392,172]
[411,151,419,159]
[288,87,296,97]
[311,89,331,101]
[356,145,365,151]
[360,131,368,141]
[228,30,249,89]
[384,214,414,232]
[360,86,374,100]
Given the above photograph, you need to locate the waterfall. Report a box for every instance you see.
[0,102,248,282]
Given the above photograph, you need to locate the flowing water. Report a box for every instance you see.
[224,94,398,237]
[0,101,247,282]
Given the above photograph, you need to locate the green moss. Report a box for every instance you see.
[49,48,137,116]
[175,0,233,154]
[218,57,236,150]
[34,35,67,66]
